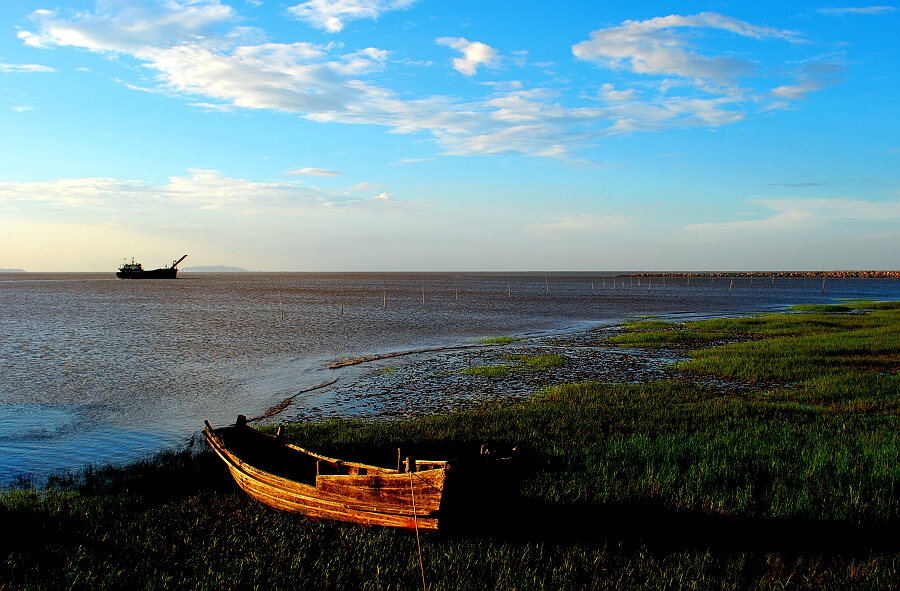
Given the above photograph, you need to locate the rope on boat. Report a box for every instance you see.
[409,471,427,591]
[246,379,338,423]
[409,469,444,494]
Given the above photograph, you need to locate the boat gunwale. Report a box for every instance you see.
[203,422,445,522]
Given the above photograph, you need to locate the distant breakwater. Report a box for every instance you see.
[620,270,900,279]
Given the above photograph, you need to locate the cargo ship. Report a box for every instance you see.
[116,254,187,279]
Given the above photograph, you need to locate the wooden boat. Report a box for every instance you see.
[204,416,513,531]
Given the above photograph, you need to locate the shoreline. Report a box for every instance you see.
[3,273,896,487]
[621,270,900,278]
[3,300,898,590]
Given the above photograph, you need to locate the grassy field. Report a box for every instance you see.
[2,302,899,589]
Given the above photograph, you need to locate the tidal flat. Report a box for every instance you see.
[2,301,899,590]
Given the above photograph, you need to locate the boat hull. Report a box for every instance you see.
[204,421,446,530]
[116,267,178,279]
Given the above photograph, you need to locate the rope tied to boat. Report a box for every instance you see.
[409,471,427,591]
[408,469,444,494]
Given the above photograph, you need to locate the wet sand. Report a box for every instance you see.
[275,319,780,425]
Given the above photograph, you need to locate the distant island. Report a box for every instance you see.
[183,266,248,273]
[0,268,26,273]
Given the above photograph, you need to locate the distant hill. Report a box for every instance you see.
[183,266,248,273]
[0,268,26,273]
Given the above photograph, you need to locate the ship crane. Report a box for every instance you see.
[171,254,188,268]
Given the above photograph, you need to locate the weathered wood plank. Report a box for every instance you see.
[204,421,446,531]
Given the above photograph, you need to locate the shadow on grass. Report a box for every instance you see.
[443,497,900,555]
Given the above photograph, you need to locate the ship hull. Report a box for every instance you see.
[116,267,178,279]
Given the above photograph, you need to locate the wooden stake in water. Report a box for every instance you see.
[647,276,651,292]
[507,281,511,300]
[382,280,386,309]
[278,292,285,321]
[729,278,733,294]
[545,274,549,294]
[822,276,826,295]
[421,280,425,306]
[602,276,606,290]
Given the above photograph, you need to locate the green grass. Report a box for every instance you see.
[479,336,518,344]
[606,330,722,347]
[791,303,855,313]
[676,307,900,384]
[620,319,682,330]
[4,301,900,589]
[607,319,731,348]
[461,354,567,377]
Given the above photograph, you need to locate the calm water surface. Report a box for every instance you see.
[1,271,897,484]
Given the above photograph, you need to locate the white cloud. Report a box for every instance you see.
[287,167,342,177]
[436,37,499,76]
[570,12,840,134]
[346,182,385,191]
[686,197,900,235]
[573,13,798,83]
[12,106,34,112]
[19,0,237,52]
[0,169,409,216]
[17,4,839,160]
[395,157,434,164]
[598,83,637,101]
[0,62,55,73]
[287,0,418,33]
[771,62,843,100]
[527,214,636,237]
[818,6,896,16]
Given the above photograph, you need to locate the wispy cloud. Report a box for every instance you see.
[346,181,386,191]
[572,12,798,83]
[771,62,844,100]
[287,0,418,33]
[287,167,342,177]
[19,1,237,51]
[571,13,844,129]
[526,214,636,237]
[686,197,900,234]
[764,182,826,188]
[17,4,841,160]
[436,37,499,76]
[395,157,434,164]
[818,6,896,16]
[0,61,55,73]
[0,169,410,215]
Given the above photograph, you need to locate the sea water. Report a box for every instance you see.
[1,271,897,484]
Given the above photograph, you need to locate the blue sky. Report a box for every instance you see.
[1,0,897,271]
